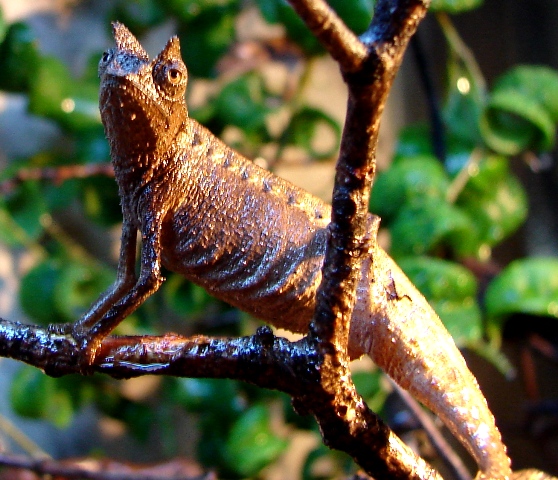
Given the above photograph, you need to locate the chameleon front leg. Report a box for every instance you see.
[73,219,138,333]
[73,210,166,365]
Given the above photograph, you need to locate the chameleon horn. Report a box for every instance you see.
[112,21,148,60]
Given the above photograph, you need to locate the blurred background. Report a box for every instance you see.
[0,0,558,478]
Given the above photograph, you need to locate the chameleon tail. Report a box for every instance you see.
[350,248,512,479]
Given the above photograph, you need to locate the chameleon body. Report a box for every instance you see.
[83,23,511,479]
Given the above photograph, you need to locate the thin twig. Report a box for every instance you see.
[446,147,483,203]
[0,413,50,459]
[0,163,114,195]
[287,0,368,72]
[391,381,472,480]
[0,452,214,480]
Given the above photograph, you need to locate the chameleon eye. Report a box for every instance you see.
[167,67,182,85]
[101,50,112,64]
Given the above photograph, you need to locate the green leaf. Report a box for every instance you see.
[398,256,482,344]
[0,198,32,246]
[4,181,47,242]
[109,0,166,35]
[28,56,101,132]
[20,259,62,324]
[328,0,375,34]
[163,274,213,316]
[174,378,243,416]
[393,124,434,159]
[0,8,7,44]
[456,155,528,256]
[80,176,121,226]
[369,155,450,221]
[163,0,239,22]
[388,196,474,258]
[225,404,288,477]
[281,106,341,159]
[480,65,558,154]
[214,73,271,132]
[430,0,483,13]
[256,0,322,54]
[10,367,74,427]
[53,261,113,322]
[485,257,558,322]
[178,7,238,77]
[0,22,40,92]
[444,56,484,145]
[480,89,555,155]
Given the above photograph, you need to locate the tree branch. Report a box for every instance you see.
[287,0,368,72]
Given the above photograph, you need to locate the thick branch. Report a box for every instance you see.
[0,318,440,479]
[287,0,368,71]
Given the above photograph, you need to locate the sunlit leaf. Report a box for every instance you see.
[485,257,558,322]
[455,155,528,256]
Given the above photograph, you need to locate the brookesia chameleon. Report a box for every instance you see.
[77,22,511,479]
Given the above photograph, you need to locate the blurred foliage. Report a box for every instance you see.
[1,0,558,478]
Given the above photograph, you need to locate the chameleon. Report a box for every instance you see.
[74,22,511,479]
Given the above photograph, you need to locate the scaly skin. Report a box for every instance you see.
[80,23,511,479]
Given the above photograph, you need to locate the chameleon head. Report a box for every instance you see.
[98,22,188,159]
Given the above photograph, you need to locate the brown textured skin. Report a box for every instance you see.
[81,23,511,479]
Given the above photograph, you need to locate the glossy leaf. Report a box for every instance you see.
[388,196,474,258]
[485,257,558,321]
[225,404,288,477]
[480,89,555,155]
[430,0,483,12]
[369,155,450,221]
[398,256,482,344]
[0,22,40,92]
[480,65,558,154]
[456,155,528,257]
